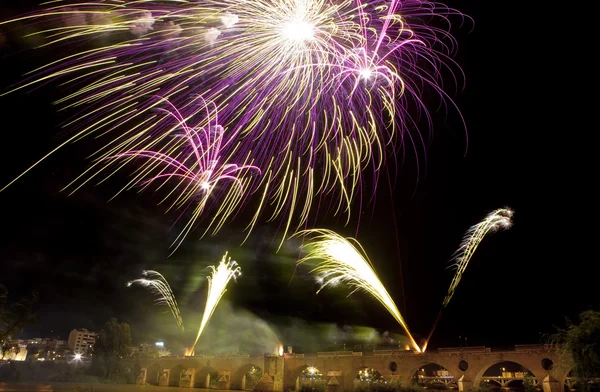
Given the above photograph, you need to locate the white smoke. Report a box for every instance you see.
[193,301,281,355]
[220,12,239,29]
[129,10,155,36]
[204,27,221,45]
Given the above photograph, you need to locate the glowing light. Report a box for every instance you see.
[295,229,420,352]
[74,353,82,361]
[127,270,184,332]
[359,68,372,80]
[422,208,513,352]
[281,20,315,41]
[189,252,241,355]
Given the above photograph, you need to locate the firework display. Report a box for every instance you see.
[127,254,242,353]
[75,96,260,252]
[1,0,465,240]
[422,207,514,351]
[127,270,184,331]
[295,228,420,352]
[189,251,241,355]
[0,0,488,353]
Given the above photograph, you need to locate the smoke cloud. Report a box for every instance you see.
[129,11,155,36]
[192,300,281,355]
[184,301,413,356]
[204,27,221,44]
[220,12,239,29]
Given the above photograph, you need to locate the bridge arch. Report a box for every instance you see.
[354,365,384,388]
[291,365,326,391]
[231,363,264,390]
[169,364,185,387]
[195,366,218,388]
[399,357,461,388]
[287,365,315,391]
[474,360,538,389]
[146,363,161,386]
[411,363,457,389]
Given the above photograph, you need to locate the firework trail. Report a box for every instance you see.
[295,228,420,352]
[1,0,468,243]
[69,96,261,253]
[188,251,241,356]
[422,208,513,352]
[127,270,184,331]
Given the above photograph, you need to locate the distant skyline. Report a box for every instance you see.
[0,0,594,353]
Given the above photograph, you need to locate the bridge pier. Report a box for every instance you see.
[180,368,195,388]
[158,369,170,387]
[458,375,472,392]
[326,373,341,392]
[217,371,231,389]
[136,368,147,385]
[265,355,284,391]
[324,371,343,392]
[542,375,562,392]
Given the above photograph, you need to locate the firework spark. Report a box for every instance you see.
[1,0,467,243]
[127,270,184,331]
[295,228,420,352]
[67,96,261,253]
[188,251,241,356]
[422,207,513,351]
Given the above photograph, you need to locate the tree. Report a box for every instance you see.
[91,318,132,379]
[132,345,170,358]
[523,375,537,392]
[477,381,493,392]
[549,310,600,385]
[0,285,38,352]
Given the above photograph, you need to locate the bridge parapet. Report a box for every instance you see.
[317,351,362,357]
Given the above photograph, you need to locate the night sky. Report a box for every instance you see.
[0,0,593,354]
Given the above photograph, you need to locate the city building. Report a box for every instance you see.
[1,344,27,361]
[67,328,97,355]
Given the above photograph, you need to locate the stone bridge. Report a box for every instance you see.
[130,345,572,392]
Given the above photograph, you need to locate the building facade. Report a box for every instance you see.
[67,328,97,354]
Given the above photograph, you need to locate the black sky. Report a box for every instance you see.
[0,0,594,352]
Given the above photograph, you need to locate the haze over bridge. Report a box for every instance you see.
[132,345,571,392]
